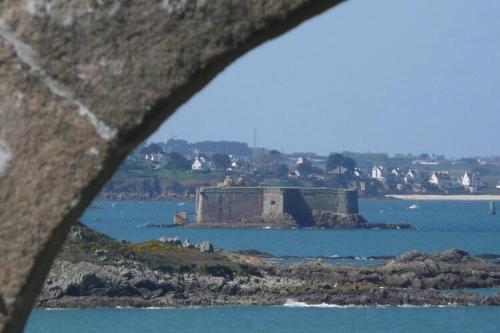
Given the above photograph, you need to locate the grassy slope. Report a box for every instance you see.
[60,223,261,278]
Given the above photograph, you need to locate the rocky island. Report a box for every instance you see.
[37,223,500,308]
[190,186,410,229]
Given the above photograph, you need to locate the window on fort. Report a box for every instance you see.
[270,201,276,205]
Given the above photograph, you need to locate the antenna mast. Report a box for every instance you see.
[253,128,256,157]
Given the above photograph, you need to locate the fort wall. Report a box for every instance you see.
[196,187,263,224]
[262,188,285,217]
[196,187,359,226]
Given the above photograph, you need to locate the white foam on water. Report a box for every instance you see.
[115,306,178,310]
[283,300,357,308]
[283,299,461,309]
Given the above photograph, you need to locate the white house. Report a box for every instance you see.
[191,157,209,171]
[371,165,386,182]
[404,169,422,185]
[391,168,401,177]
[429,171,456,189]
[144,153,163,162]
[296,157,306,165]
[230,157,239,169]
[462,172,481,192]
[353,168,362,178]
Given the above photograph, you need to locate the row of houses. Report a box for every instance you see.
[371,166,422,184]
[371,165,482,193]
[139,147,488,193]
[142,152,242,172]
[429,171,481,191]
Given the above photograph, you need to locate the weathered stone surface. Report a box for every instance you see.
[0,1,345,331]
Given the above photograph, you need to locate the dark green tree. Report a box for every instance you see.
[276,164,289,178]
[140,143,163,155]
[256,151,274,175]
[418,153,430,160]
[327,153,344,174]
[212,153,231,170]
[164,152,190,170]
[341,156,357,172]
[269,150,281,162]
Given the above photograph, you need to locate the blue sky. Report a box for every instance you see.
[149,0,500,158]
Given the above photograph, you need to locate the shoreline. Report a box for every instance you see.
[36,302,494,311]
[385,194,500,201]
[36,224,500,309]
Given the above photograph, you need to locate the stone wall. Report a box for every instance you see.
[337,189,359,214]
[283,188,314,226]
[196,187,263,224]
[262,188,285,217]
[300,188,359,214]
[196,187,358,225]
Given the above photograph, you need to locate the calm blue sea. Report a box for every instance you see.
[26,199,500,332]
[26,306,500,333]
[79,199,500,256]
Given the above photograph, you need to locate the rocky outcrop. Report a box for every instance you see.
[36,248,500,308]
[312,211,410,229]
[189,212,410,230]
[98,175,210,201]
[34,225,500,308]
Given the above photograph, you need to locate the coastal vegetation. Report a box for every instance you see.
[61,223,248,276]
[38,223,500,309]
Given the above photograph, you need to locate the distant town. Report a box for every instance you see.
[100,138,500,200]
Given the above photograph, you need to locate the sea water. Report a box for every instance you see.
[26,199,500,332]
[26,306,500,333]
[80,199,500,256]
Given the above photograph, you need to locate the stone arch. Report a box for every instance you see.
[0,1,345,331]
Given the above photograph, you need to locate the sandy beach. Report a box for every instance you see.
[386,194,500,201]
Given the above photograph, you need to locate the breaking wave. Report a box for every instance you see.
[283,299,459,308]
[283,300,359,308]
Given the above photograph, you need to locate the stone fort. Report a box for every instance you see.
[195,187,360,227]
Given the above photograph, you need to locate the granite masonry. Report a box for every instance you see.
[195,187,364,228]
